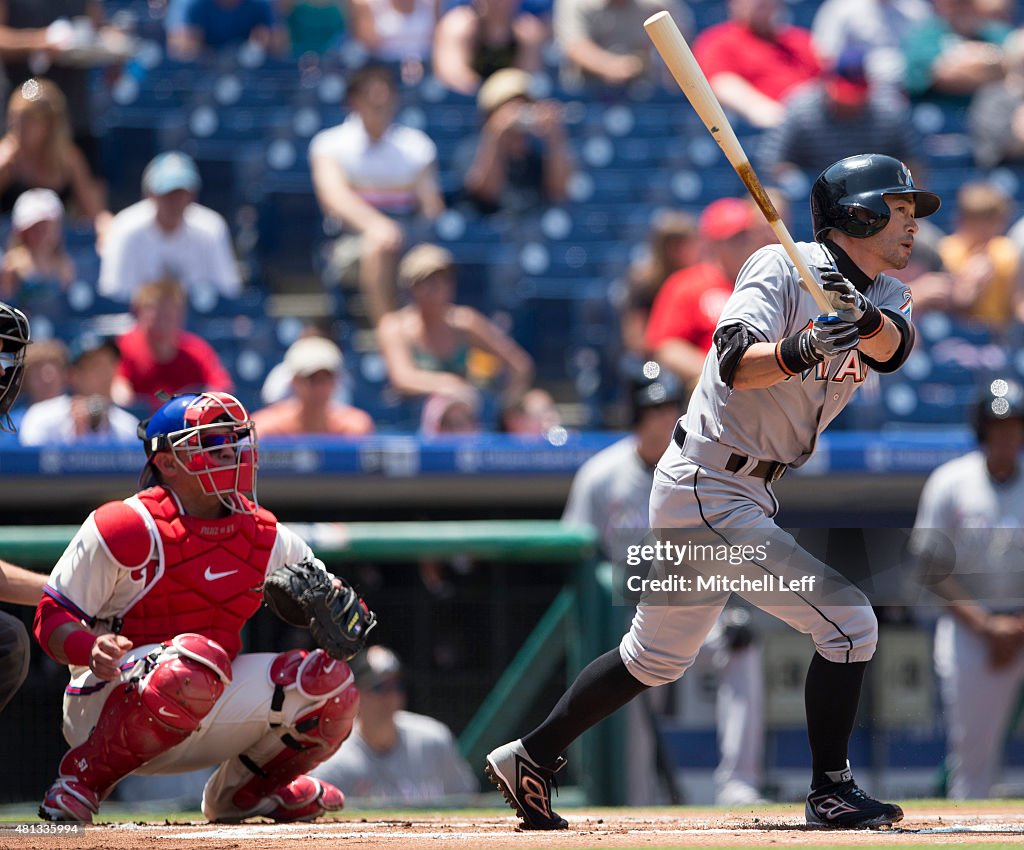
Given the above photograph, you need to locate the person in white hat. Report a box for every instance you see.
[251,336,374,436]
[1,188,74,298]
[99,151,241,303]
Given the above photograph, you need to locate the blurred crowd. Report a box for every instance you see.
[1,0,1024,444]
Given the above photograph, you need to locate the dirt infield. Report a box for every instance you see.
[3,806,1024,850]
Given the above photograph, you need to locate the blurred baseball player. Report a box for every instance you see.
[487,154,938,829]
[0,300,43,715]
[34,391,376,824]
[912,378,1024,799]
[562,363,765,805]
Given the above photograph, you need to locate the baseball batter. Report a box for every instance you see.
[912,378,1024,799]
[562,363,766,805]
[487,154,938,829]
[34,391,376,824]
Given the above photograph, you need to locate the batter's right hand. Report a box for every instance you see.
[90,633,134,681]
[805,315,860,360]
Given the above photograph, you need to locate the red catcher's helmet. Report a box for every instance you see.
[139,392,259,514]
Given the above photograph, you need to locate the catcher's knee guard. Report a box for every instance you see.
[216,649,357,821]
[48,634,231,810]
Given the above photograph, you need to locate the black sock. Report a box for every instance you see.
[522,649,649,767]
[805,652,867,788]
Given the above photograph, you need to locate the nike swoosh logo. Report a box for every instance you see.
[323,660,336,673]
[205,566,238,581]
[157,706,179,719]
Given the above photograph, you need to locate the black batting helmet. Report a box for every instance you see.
[810,154,941,242]
[629,361,685,426]
[974,377,1024,442]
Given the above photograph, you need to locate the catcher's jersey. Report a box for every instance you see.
[911,451,1024,611]
[682,241,914,467]
[45,492,313,672]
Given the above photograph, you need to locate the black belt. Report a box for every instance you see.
[673,423,788,483]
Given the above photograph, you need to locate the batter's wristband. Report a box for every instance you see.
[776,331,822,376]
[63,628,98,667]
[854,305,884,339]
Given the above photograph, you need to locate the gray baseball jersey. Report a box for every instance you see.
[683,241,914,467]
[562,435,652,556]
[912,451,1024,799]
[912,450,1024,610]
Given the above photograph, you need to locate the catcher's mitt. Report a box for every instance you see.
[263,558,377,660]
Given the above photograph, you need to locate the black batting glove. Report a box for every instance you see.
[777,316,860,375]
[820,271,884,338]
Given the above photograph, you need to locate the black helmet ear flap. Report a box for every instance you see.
[0,301,30,433]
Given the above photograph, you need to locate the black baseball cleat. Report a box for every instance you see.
[485,739,568,830]
[805,779,904,829]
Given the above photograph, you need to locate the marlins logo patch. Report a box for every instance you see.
[899,289,913,318]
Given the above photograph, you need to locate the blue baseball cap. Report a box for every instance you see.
[142,152,201,196]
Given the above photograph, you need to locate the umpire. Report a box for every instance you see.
[0,300,43,714]
[486,154,938,830]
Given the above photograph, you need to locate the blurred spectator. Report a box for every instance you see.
[759,47,922,183]
[1,188,74,299]
[251,336,374,436]
[168,0,285,60]
[310,64,445,325]
[692,0,822,129]
[554,0,691,89]
[645,198,771,387]
[20,334,137,445]
[112,278,233,410]
[903,0,1011,104]
[420,386,482,434]
[0,0,116,167]
[938,181,1021,330]
[311,647,477,805]
[378,243,533,405]
[19,338,68,407]
[455,68,571,214]
[0,78,109,237]
[621,210,700,358]
[433,0,544,95]
[261,322,350,404]
[351,0,435,69]
[810,0,930,93]
[499,386,561,434]
[279,0,347,55]
[99,152,241,304]
[968,29,1024,168]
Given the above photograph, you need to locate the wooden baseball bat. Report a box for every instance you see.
[643,10,834,315]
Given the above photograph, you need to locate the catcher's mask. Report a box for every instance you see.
[810,153,940,241]
[0,301,30,432]
[138,391,259,514]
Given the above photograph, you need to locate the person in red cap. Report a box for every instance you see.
[644,198,773,387]
[759,46,923,184]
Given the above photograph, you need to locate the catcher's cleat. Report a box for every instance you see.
[212,775,345,823]
[39,778,99,824]
[266,776,345,822]
[805,779,904,829]
[485,739,568,830]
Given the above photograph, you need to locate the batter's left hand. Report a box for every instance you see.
[820,271,873,322]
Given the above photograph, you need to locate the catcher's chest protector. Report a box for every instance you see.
[113,488,277,657]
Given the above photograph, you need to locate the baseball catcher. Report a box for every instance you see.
[34,391,377,824]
